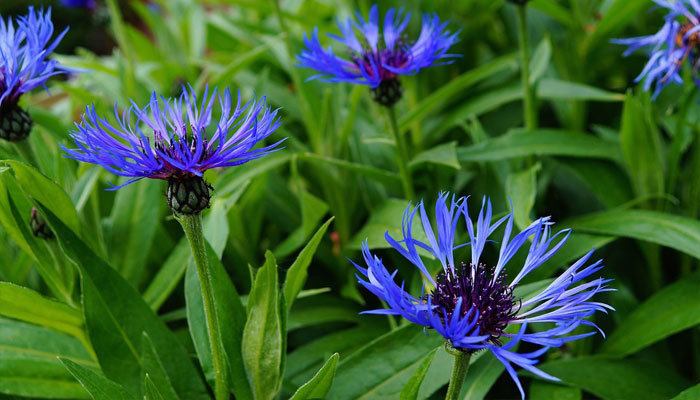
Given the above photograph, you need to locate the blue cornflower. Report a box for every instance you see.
[297,5,459,106]
[60,0,97,9]
[0,7,70,141]
[62,86,284,213]
[353,194,613,398]
[612,0,700,98]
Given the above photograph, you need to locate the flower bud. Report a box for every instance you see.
[29,207,53,239]
[370,79,403,107]
[167,176,212,215]
[0,104,33,142]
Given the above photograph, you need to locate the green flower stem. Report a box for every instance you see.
[14,140,40,170]
[179,213,229,400]
[445,345,472,400]
[387,106,415,200]
[516,4,537,131]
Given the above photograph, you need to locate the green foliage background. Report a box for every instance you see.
[0,0,698,399]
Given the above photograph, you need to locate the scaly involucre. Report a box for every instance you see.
[353,193,614,399]
[63,86,284,189]
[297,5,459,87]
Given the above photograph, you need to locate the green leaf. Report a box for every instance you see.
[4,160,81,236]
[349,199,429,250]
[530,381,582,400]
[459,351,505,400]
[584,0,649,53]
[184,242,252,400]
[565,209,700,259]
[398,347,438,400]
[143,375,166,400]
[327,324,443,399]
[522,233,615,283]
[400,53,519,130]
[140,333,180,400]
[537,357,690,400]
[36,205,209,399]
[458,129,622,162]
[506,163,540,230]
[601,273,700,357]
[298,153,402,192]
[289,353,339,400]
[538,79,624,102]
[274,191,329,258]
[242,251,283,400]
[0,318,94,399]
[531,0,576,27]
[0,176,72,302]
[60,358,134,400]
[409,141,460,170]
[529,36,552,85]
[285,323,386,385]
[671,384,700,400]
[619,92,665,202]
[0,282,84,341]
[287,295,361,331]
[104,178,163,282]
[283,217,333,314]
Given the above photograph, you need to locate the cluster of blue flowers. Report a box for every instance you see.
[3,4,618,398]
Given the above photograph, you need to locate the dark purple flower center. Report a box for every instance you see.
[352,47,410,80]
[149,135,212,180]
[429,263,520,346]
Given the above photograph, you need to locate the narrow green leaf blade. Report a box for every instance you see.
[458,129,622,162]
[37,205,209,399]
[398,348,438,400]
[565,209,700,259]
[143,375,166,400]
[671,383,700,400]
[140,333,180,400]
[327,325,443,399]
[0,282,84,340]
[506,163,540,230]
[537,357,690,400]
[619,92,665,201]
[289,353,340,400]
[242,251,283,400]
[60,358,134,400]
[0,318,94,399]
[283,217,333,314]
[601,273,700,356]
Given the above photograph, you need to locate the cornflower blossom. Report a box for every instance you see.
[0,7,70,141]
[60,0,98,9]
[353,194,614,398]
[63,86,283,214]
[297,4,459,106]
[613,0,700,98]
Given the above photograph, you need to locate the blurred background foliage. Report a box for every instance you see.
[0,0,698,399]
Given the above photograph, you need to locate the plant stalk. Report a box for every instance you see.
[516,4,537,131]
[179,213,229,400]
[445,346,471,400]
[387,106,415,200]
